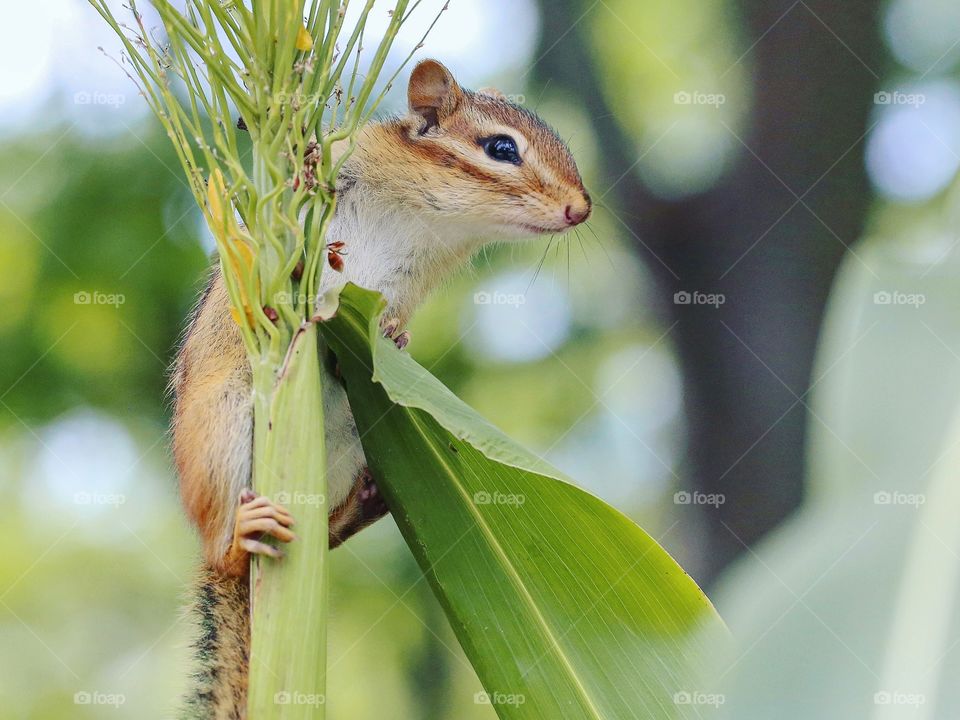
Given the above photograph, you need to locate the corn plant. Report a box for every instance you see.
[88,1,441,716]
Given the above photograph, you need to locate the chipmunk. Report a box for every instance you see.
[171,59,591,718]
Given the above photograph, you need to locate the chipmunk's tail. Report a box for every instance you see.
[181,567,250,720]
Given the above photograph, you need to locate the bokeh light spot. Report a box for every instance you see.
[866,81,960,202]
[465,270,571,363]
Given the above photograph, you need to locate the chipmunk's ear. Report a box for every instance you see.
[408,59,463,134]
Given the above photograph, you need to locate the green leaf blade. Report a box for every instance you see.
[322,284,726,719]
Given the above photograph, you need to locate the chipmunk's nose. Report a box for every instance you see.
[564,193,592,226]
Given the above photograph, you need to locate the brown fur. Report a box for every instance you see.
[181,568,249,719]
[171,270,253,572]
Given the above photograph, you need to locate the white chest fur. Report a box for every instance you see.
[317,187,477,509]
[320,190,476,325]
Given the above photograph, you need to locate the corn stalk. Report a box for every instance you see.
[88,1,443,716]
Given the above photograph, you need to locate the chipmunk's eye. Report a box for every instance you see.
[481,135,521,165]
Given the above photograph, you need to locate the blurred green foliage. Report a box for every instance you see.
[0,129,205,423]
[4,0,960,716]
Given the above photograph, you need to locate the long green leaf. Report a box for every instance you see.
[320,284,727,720]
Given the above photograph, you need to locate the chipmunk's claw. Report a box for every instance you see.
[379,316,410,350]
[223,490,296,575]
[393,330,410,351]
[380,316,400,338]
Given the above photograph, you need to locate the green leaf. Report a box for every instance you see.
[320,284,727,720]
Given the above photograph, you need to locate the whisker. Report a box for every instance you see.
[584,222,601,243]
[583,222,615,267]
[553,235,565,287]
[575,230,590,265]
[526,235,555,294]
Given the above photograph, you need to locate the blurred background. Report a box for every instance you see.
[1,0,959,717]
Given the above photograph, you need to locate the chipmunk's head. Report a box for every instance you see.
[355,60,591,239]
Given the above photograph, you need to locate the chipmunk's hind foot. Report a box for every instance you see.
[329,468,389,549]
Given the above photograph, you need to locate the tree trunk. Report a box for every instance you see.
[533,0,883,583]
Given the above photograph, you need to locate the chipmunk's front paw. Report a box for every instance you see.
[222,490,296,576]
[379,316,411,350]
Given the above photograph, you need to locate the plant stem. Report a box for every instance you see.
[248,323,327,718]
